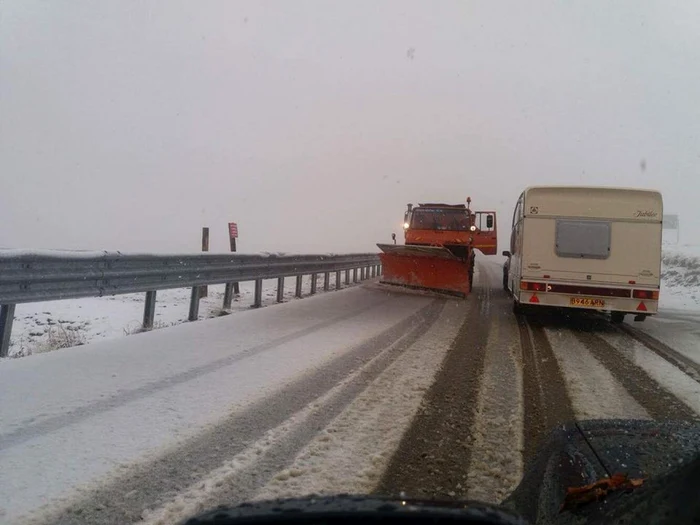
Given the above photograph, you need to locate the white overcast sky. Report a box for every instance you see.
[2,1,699,253]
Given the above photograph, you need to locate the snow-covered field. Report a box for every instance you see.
[7,275,344,358]
[659,244,700,311]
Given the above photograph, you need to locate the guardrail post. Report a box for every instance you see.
[353,268,358,283]
[143,291,157,330]
[335,271,341,290]
[188,287,200,321]
[295,275,303,298]
[223,283,234,310]
[0,304,16,358]
[310,274,317,295]
[345,270,350,285]
[277,277,284,303]
[254,279,263,307]
[323,272,330,291]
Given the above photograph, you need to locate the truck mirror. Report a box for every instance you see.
[502,250,511,257]
[486,215,494,229]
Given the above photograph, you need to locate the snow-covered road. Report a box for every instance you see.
[0,283,460,524]
[377,261,700,504]
[2,260,700,525]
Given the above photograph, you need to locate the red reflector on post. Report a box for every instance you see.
[637,301,647,311]
[530,294,540,303]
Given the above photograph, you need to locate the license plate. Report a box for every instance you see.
[570,297,605,308]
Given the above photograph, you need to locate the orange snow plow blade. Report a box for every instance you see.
[377,244,470,297]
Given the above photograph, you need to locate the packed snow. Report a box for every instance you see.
[0,286,433,524]
[627,311,700,368]
[544,327,650,420]
[141,300,468,525]
[598,333,700,415]
[464,267,524,504]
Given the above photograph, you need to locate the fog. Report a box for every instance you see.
[2,1,699,254]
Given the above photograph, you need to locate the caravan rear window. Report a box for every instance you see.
[555,220,611,259]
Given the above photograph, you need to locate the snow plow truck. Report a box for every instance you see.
[377,199,498,297]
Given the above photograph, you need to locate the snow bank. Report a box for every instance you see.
[5,275,349,358]
[660,245,700,311]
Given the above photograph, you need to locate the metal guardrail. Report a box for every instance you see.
[0,251,382,357]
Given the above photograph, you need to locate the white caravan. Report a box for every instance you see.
[503,186,663,323]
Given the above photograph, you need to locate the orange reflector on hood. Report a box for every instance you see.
[637,301,647,311]
[530,294,540,303]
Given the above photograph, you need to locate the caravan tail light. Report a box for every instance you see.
[520,281,546,292]
[632,289,659,300]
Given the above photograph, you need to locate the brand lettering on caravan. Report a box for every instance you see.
[634,210,658,218]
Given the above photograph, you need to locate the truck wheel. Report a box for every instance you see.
[611,312,625,324]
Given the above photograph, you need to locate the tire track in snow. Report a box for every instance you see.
[573,331,698,421]
[249,301,470,501]
[615,323,700,383]
[29,300,445,525]
[596,331,700,416]
[517,317,575,464]
[463,263,524,504]
[543,326,650,420]
[374,268,491,500]
[0,293,396,452]
[138,300,451,525]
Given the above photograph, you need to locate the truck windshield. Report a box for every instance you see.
[411,209,470,231]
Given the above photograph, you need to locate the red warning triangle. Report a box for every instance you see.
[637,301,647,311]
[530,294,540,303]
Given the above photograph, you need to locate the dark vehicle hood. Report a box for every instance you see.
[184,419,700,525]
[503,419,700,524]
